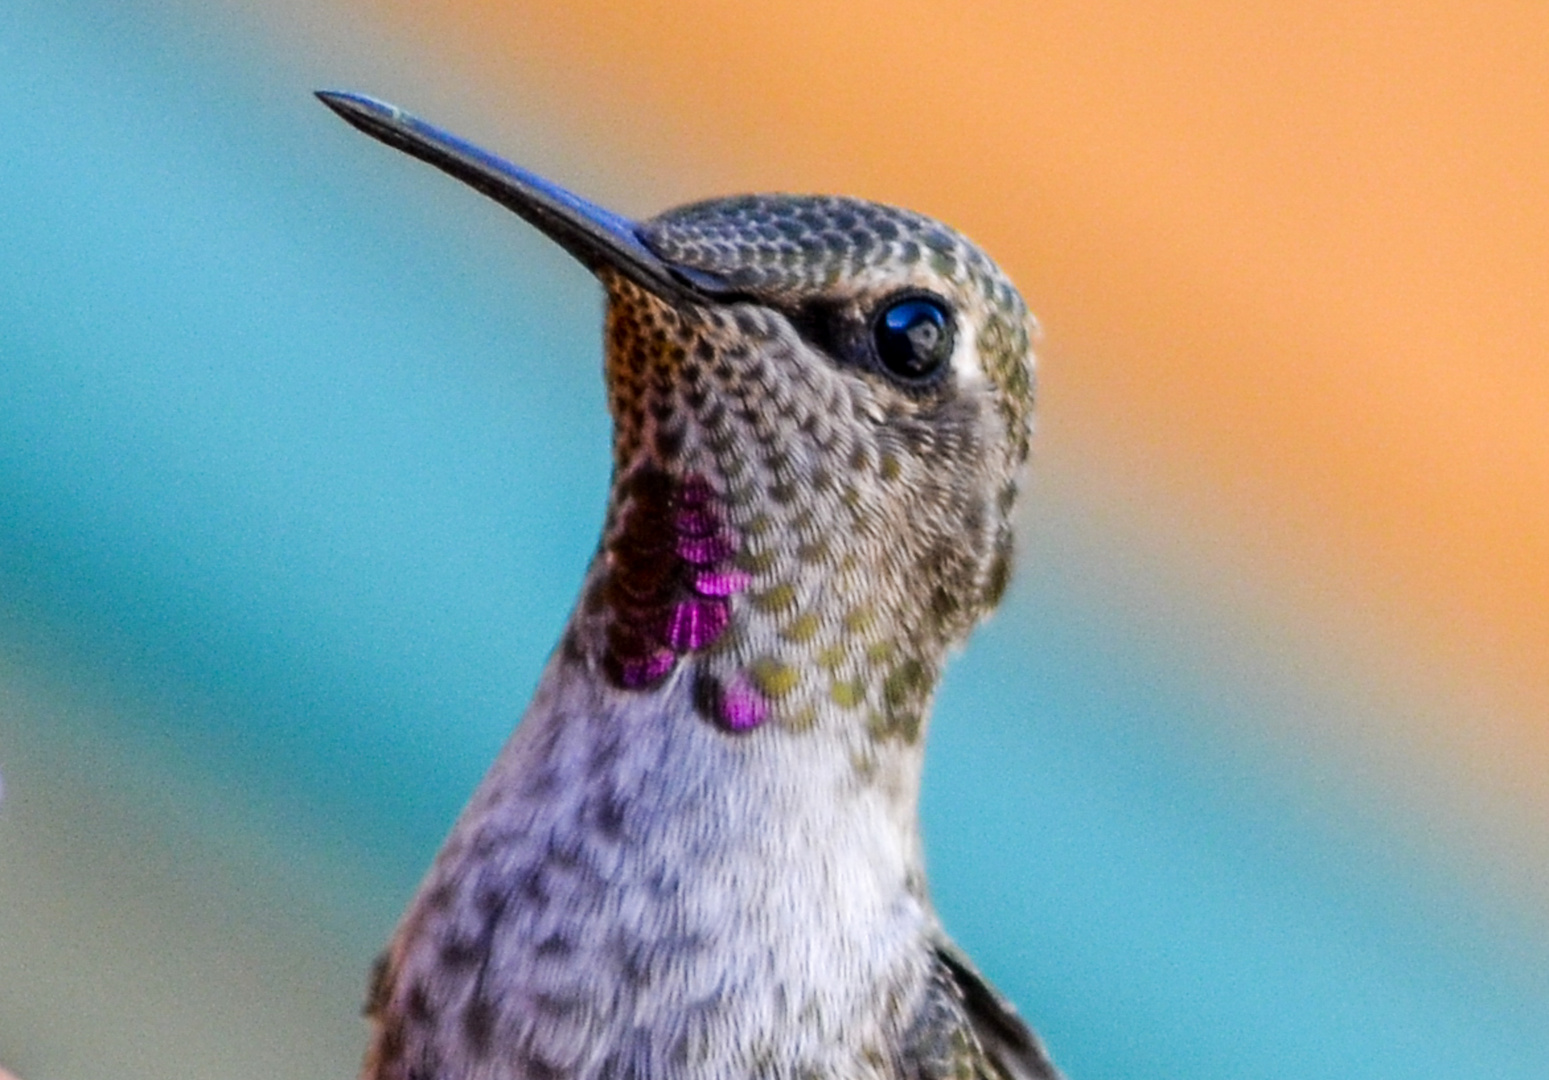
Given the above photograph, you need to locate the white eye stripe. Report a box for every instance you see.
[950,325,987,388]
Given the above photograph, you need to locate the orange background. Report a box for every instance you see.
[3,3,1548,1076]
[259,0,1549,911]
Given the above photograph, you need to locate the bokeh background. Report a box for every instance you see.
[2,1,1547,1076]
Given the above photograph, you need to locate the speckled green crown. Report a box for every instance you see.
[644,196,1035,458]
[565,194,1037,761]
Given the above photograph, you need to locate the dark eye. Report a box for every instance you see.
[872,295,954,382]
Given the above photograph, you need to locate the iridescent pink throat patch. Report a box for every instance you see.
[599,468,757,727]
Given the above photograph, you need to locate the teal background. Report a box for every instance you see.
[2,2,1547,1078]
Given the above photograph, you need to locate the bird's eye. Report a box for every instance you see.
[872,295,954,382]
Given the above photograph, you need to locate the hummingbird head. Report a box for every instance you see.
[319,93,1036,752]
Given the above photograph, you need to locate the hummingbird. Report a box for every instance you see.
[318,90,1056,1080]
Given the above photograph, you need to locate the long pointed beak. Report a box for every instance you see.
[316,91,727,304]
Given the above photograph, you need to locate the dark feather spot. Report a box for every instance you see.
[406,980,436,1023]
[365,951,392,1018]
[535,933,574,959]
[438,936,483,971]
[462,997,495,1057]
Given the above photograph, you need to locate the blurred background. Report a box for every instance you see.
[2,0,1547,1076]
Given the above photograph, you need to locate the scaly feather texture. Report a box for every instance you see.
[317,92,1058,1080]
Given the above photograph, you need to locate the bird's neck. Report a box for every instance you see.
[385,644,936,1079]
[481,642,929,997]
[558,458,955,768]
[530,621,932,872]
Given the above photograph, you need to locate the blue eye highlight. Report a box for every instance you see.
[873,295,954,381]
